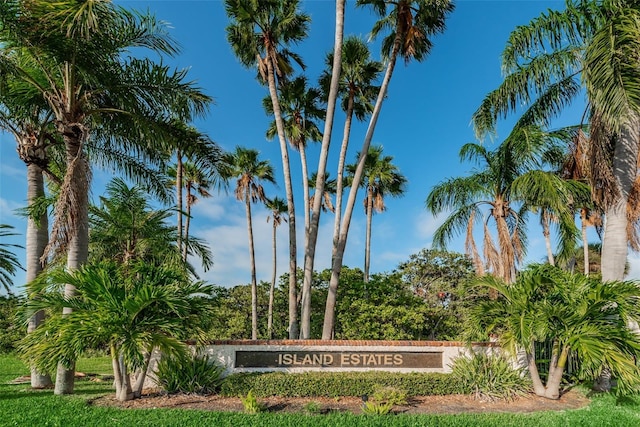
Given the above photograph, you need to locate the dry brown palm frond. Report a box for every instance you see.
[496,215,516,283]
[627,175,640,251]
[589,111,618,209]
[483,221,500,278]
[43,149,91,263]
[465,211,484,276]
[373,192,386,213]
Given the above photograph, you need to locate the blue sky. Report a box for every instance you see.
[2,0,639,292]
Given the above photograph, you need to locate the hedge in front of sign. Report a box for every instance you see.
[219,371,465,397]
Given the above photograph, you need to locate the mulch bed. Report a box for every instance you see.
[91,389,591,415]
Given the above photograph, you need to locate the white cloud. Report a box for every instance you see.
[626,253,640,280]
[415,210,446,242]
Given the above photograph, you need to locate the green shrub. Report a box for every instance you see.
[240,390,264,413]
[303,401,322,414]
[371,385,409,405]
[450,352,532,400]
[0,295,25,354]
[362,400,394,415]
[155,353,224,394]
[220,371,464,397]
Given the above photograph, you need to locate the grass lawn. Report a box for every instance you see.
[1,355,640,426]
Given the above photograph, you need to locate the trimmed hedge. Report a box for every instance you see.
[219,371,465,397]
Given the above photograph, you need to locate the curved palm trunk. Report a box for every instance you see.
[55,129,90,395]
[601,118,639,282]
[580,208,589,275]
[541,211,555,266]
[245,192,258,340]
[183,183,192,262]
[364,187,374,283]
[25,162,53,388]
[267,220,277,339]
[301,0,345,340]
[264,55,298,339]
[176,151,184,255]
[299,145,312,338]
[331,95,356,263]
[322,34,400,340]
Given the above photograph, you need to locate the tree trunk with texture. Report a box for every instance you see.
[245,193,258,340]
[25,162,53,388]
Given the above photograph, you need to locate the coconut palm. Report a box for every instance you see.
[471,1,640,283]
[221,147,276,340]
[426,125,567,285]
[20,261,214,401]
[225,0,310,339]
[348,146,406,282]
[0,0,211,393]
[265,197,288,339]
[322,0,454,339]
[468,264,640,399]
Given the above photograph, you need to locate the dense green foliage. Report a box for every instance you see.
[4,356,640,426]
[219,371,464,397]
[450,352,532,401]
[208,250,476,341]
[0,295,24,353]
[155,353,224,395]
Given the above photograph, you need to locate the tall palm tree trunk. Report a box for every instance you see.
[322,35,400,340]
[580,208,589,275]
[301,0,345,340]
[364,187,374,283]
[267,219,277,339]
[245,192,259,340]
[601,118,639,282]
[55,129,90,395]
[183,183,192,262]
[299,145,312,338]
[542,212,555,266]
[265,53,299,339]
[176,150,184,255]
[25,162,53,388]
[331,96,356,264]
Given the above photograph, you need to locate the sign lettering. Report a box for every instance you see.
[235,351,442,369]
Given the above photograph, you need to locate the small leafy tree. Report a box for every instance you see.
[468,264,640,399]
[20,261,214,401]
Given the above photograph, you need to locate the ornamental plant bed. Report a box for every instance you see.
[91,389,590,415]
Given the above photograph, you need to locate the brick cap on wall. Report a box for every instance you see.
[195,340,498,347]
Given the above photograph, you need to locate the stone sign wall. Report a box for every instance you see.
[200,340,499,376]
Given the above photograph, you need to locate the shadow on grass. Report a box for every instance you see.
[0,382,112,401]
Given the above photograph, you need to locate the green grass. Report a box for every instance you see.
[2,355,640,426]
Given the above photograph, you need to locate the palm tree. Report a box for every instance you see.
[225,0,310,339]
[300,0,347,340]
[264,76,324,339]
[20,261,214,401]
[426,125,565,285]
[0,224,23,294]
[322,0,454,339]
[265,197,288,339]
[471,1,640,283]
[348,146,406,282]
[309,172,337,213]
[468,264,640,399]
[89,178,212,273]
[317,35,382,294]
[0,0,211,393]
[221,147,276,340]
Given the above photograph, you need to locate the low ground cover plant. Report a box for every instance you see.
[219,371,464,398]
[450,352,531,400]
[155,353,224,394]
